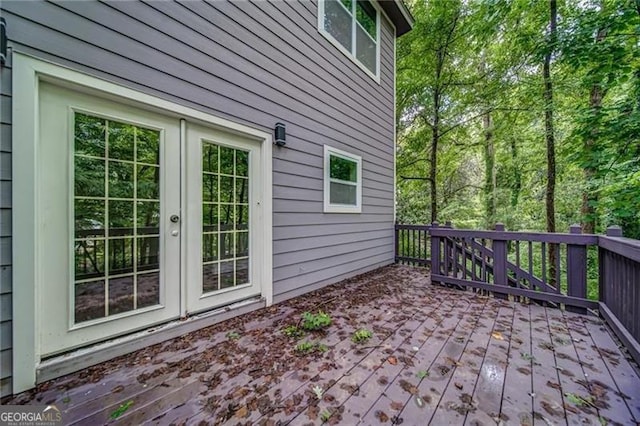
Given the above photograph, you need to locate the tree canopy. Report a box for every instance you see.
[396,0,640,239]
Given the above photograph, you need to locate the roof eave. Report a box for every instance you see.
[379,1,414,37]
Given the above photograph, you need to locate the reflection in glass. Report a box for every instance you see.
[137,128,160,165]
[203,204,219,230]
[75,113,105,158]
[75,199,105,237]
[137,165,160,200]
[203,263,219,293]
[236,258,249,285]
[203,173,218,202]
[330,154,358,182]
[356,24,376,74]
[236,151,248,177]
[137,272,160,308]
[74,113,162,323]
[220,261,235,289]
[330,181,357,205]
[109,276,134,315]
[75,280,106,323]
[202,143,218,173]
[75,156,105,197]
[220,232,234,259]
[220,204,235,231]
[109,238,134,275]
[75,239,105,280]
[137,201,160,234]
[203,233,218,262]
[236,205,248,230]
[236,232,249,257]
[220,176,234,203]
[325,0,353,51]
[138,236,160,271]
[108,121,135,161]
[109,201,134,235]
[201,142,251,294]
[236,178,248,204]
[220,146,234,175]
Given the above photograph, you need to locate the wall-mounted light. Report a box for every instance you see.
[274,122,286,147]
[0,18,7,66]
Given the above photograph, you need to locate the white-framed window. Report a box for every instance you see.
[318,0,380,81]
[324,145,362,213]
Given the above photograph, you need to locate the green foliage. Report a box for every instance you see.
[226,331,240,341]
[283,325,304,339]
[417,370,429,379]
[295,340,328,354]
[320,410,332,423]
[397,0,640,239]
[110,400,134,420]
[351,329,373,343]
[301,311,332,331]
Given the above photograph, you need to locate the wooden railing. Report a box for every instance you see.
[394,222,640,364]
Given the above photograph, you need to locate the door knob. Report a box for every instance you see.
[170,215,180,223]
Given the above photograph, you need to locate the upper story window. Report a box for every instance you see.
[319,0,380,80]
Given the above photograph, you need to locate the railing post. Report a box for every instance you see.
[493,223,508,298]
[567,224,587,314]
[430,221,440,282]
[394,222,399,263]
[606,226,623,237]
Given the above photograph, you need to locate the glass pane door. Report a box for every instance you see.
[201,143,250,293]
[73,113,162,323]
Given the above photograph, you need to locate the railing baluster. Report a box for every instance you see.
[555,243,562,293]
[528,241,533,290]
[515,240,520,288]
[541,242,547,290]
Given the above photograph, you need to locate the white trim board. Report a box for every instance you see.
[12,51,274,393]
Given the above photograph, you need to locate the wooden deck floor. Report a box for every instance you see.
[8,265,640,425]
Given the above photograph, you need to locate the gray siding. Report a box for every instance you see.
[0,0,396,396]
[0,51,12,397]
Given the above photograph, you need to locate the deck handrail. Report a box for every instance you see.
[394,221,640,365]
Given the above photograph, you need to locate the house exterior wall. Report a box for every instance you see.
[0,0,396,397]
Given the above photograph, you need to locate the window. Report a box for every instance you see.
[324,145,362,213]
[319,0,379,79]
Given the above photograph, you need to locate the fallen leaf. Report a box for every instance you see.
[375,410,389,422]
[388,356,398,365]
[491,332,504,341]
[111,385,124,393]
[234,406,249,418]
[455,382,463,390]
[390,401,403,411]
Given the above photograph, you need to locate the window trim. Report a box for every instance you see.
[323,145,363,213]
[318,0,381,83]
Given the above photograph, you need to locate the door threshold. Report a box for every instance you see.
[36,297,265,384]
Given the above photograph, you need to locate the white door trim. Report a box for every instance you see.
[12,52,273,393]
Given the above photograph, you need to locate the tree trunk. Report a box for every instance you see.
[483,111,496,228]
[430,101,439,223]
[544,0,557,285]
[510,138,521,208]
[581,25,608,234]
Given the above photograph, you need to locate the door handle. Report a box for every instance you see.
[170,215,180,223]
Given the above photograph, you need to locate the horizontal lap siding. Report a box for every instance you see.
[0,55,11,396]
[0,0,396,395]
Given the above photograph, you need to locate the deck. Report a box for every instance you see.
[8,265,640,425]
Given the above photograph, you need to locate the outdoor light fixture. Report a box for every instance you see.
[274,122,286,147]
[0,18,6,66]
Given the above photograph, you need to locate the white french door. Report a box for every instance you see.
[184,123,263,312]
[37,83,264,357]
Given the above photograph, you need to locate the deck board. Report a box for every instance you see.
[499,302,534,426]
[5,265,639,426]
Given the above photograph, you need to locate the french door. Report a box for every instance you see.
[38,82,262,356]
